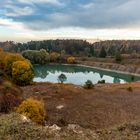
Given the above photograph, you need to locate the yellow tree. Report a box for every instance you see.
[12,60,34,85]
[67,56,76,64]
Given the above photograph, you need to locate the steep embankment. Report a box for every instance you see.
[78,60,140,75]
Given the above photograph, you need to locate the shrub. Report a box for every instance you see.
[67,56,76,64]
[131,76,135,82]
[0,80,22,113]
[50,52,60,62]
[0,52,8,69]
[12,60,34,86]
[84,80,94,89]
[3,81,12,89]
[127,86,133,92]
[0,69,4,77]
[17,98,46,125]
[4,53,25,75]
[0,93,21,113]
[58,73,67,84]
[98,80,106,84]
[115,52,122,62]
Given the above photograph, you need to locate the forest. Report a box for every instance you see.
[0,40,140,58]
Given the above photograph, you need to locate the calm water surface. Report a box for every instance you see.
[33,64,140,85]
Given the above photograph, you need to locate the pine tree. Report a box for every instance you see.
[99,47,107,58]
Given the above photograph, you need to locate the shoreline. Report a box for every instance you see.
[36,63,140,78]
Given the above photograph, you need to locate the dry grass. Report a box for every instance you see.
[21,82,140,130]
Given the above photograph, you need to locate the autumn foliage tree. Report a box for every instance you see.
[50,52,60,62]
[12,60,34,86]
[67,56,76,64]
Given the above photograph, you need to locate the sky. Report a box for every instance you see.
[0,0,140,42]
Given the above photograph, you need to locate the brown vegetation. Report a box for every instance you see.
[0,80,22,113]
[21,82,140,130]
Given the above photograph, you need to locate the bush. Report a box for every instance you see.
[127,86,133,92]
[58,73,67,84]
[0,69,4,77]
[17,98,46,125]
[50,52,60,62]
[3,81,12,89]
[67,56,76,64]
[98,80,106,84]
[4,53,25,75]
[12,60,34,86]
[0,81,22,113]
[84,80,94,89]
[0,51,8,69]
[0,93,21,113]
[115,52,122,62]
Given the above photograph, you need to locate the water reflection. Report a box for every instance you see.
[33,64,140,85]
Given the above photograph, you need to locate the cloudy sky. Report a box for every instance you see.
[0,0,140,42]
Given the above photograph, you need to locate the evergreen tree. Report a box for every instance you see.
[99,47,107,58]
[115,52,122,62]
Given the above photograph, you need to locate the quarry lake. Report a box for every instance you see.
[33,64,140,85]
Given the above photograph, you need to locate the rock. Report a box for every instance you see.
[47,124,61,132]
[56,105,64,109]
[68,124,83,134]
[21,115,30,123]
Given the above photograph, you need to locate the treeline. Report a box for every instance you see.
[93,40,140,56]
[0,40,94,57]
[0,40,140,57]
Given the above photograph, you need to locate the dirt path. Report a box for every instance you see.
[21,82,140,130]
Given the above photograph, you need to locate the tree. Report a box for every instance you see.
[12,60,33,85]
[90,47,95,57]
[115,52,122,62]
[58,73,67,84]
[67,56,76,64]
[50,52,60,62]
[39,49,50,64]
[84,80,94,89]
[99,47,107,58]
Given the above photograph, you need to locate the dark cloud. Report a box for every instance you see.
[0,0,140,30]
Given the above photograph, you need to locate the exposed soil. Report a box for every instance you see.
[21,82,140,130]
[77,57,140,74]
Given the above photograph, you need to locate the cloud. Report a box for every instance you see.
[17,0,62,6]
[0,0,140,31]
[5,5,34,17]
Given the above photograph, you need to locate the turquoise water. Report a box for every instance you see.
[33,64,140,85]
